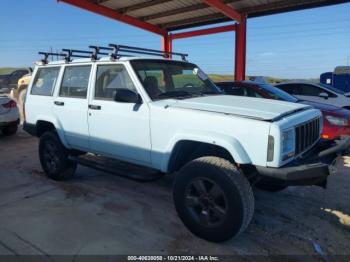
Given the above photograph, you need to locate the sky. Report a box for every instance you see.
[0,0,350,79]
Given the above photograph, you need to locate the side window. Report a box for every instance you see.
[59,65,91,98]
[226,86,247,96]
[245,88,263,98]
[95,64,136,100]
[299,84,322,96]
[278,84,296,95]
[31,67,60,96]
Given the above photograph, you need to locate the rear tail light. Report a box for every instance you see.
[2,100,17,109]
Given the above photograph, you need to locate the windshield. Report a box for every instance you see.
[130,59,221,100]
[318,83,345,94]
[259,83,299,102]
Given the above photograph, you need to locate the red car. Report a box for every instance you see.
[216,81,350,140]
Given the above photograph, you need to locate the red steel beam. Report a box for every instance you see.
[58,0,167,36]
[203,0,242,23]
[234,16,247,81]
[161,34,172,57]
[171,25,236,40]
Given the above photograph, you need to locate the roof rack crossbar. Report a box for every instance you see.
[38,52,67,64]
[108,44,188,61]
[62,49,95,62]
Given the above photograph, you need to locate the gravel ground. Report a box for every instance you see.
[0,129,349,260]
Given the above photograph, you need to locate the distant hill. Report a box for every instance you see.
[0,68,20,75]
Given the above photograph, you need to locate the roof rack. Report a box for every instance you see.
[108,44,188,61]
[38,44,189,64]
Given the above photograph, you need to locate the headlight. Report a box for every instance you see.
[282,129,295,160]
[325,115,348,126]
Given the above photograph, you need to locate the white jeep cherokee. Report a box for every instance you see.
[23,46,350,242]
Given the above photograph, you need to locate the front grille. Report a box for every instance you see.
[295,117,320,155]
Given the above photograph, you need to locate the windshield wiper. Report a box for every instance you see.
[157,91,202,99]
[200,91,220,95]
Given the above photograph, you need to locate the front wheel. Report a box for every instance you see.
[39,131,77,180]
[173,157,254,242]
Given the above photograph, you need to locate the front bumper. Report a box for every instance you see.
[256,136,350,187]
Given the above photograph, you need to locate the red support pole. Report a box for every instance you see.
[161,34,172,58]
[235,16,247,81]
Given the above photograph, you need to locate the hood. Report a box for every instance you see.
[298,100,341,112]
[165,95,311,121]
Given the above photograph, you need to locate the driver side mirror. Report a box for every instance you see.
[319,92,329,99]
[114,88,142,104]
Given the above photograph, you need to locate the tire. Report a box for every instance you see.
[39,131,77,180]
[173,156,254,242]
[255,180,287,192]
[2,124,18,136]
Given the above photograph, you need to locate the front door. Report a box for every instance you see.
[88,63,151,166]
[52,65,92,151]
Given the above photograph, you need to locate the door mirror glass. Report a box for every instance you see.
[319,92,329,99]
[114,88,141,104]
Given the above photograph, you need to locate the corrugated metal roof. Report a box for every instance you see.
[87,0,349,31]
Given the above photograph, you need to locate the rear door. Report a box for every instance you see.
[87,63,151,165]
[52,64,92,151]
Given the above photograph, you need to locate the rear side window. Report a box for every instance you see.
[95,64,136,100]
[31,67,60,96]
[277,84,296,94]
[298,84,322,96]
[59,65,91,98]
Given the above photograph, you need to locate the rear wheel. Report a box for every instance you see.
[1,124,18,136]
[173,157,254,242]
[39,131,77,180]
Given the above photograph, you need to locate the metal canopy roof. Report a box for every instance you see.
[83,0,349,31]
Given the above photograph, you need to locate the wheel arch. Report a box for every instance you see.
[35,118,69,148]
[165,133,251,173]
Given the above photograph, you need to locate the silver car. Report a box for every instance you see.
[0,96,19,136]
[275,82,350,110]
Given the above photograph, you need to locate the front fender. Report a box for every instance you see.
[161,130,251,172]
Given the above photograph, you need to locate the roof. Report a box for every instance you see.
[73,0,350,31]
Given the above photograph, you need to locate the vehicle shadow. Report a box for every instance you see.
[18,130,349,257]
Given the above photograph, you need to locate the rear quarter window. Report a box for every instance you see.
[31,67,60,96]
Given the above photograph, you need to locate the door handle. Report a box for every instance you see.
[89,105,101,110]
[54,101,64,106]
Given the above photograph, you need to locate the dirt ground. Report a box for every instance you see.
[0,129,349,259]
